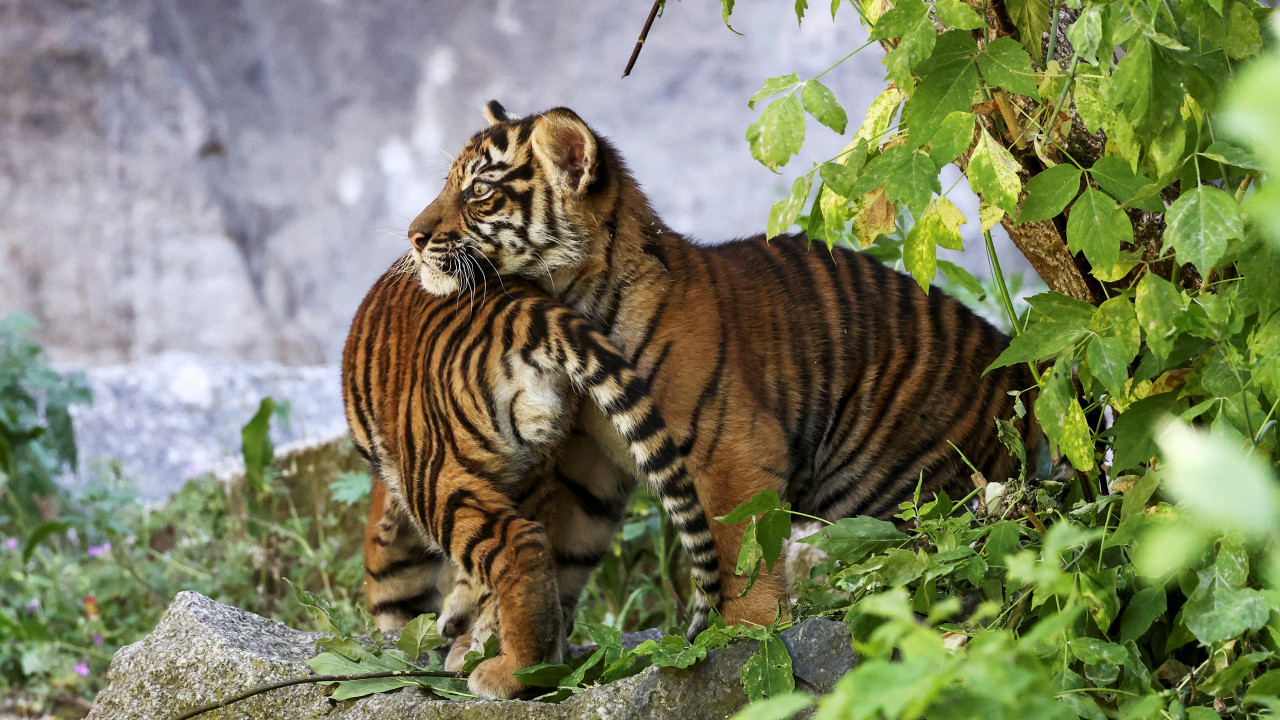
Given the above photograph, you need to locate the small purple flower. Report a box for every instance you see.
[73,662,90,677]
[25,599,38,615]
[87,542,112,557]
[3,538,17,551]
[93,634,104,645]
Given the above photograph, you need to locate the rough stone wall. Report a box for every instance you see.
[1,0,880,366]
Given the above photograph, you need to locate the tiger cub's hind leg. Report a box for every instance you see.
[540,432,636,632]
[364,478,453,632]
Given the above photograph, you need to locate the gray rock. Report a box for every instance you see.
[89,592,855,720]
[66,352,346,499]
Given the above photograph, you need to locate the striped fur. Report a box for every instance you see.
[406,103,1038,626]
[343,266,720,698]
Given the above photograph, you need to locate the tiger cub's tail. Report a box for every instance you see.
[526,304,722,637]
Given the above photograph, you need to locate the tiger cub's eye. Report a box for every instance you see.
[469,180,492,198]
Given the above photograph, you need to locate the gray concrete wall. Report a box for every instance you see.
[2,0,887,366]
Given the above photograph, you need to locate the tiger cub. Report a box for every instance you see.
[343,263,720,698]
[404,101,1039,627]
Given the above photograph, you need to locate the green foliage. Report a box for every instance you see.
[725,0,1280,718]
[1,398,366,713]
[0,315,91,532]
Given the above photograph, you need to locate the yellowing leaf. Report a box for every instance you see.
[967,128,1022,215]
[980,201,1004,231]
[855,86,908,146]
[767,175,813,238]
[851,187,897,247]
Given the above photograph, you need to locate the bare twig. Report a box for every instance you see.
[623,1,663,78]
[172,669,467,720]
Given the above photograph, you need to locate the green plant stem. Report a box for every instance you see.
[983,230,1022,335]
[1045,0,1061,64]
[786,510,834,526]
[171,669,468,720]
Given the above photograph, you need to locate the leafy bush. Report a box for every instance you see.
[0,314,91,531]
[0,386,367,716]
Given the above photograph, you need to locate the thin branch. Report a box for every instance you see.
[172,669,468,720]
[623,1,663,78]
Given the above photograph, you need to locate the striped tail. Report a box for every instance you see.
[536,310,722,637]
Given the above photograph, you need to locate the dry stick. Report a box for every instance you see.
[172,669,468,720]
[622,0,663,78]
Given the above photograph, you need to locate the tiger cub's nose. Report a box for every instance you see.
[409,232,428,252]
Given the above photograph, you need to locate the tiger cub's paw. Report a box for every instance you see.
[468,654,532,700]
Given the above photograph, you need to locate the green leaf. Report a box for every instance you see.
[977,37,1039,96]
[1119,586,1167,643]
[883,22,937,88]
[1088,156,1163,212]
[870,0,929,39]
[1066,188,1131,269]
[717,490,784,524]
[925,111,975,166]
[636,634,707,668]
[1134,274,1184,362]
[902,32,980,146]
[1037,358,1095,471]
[747,94,805,171]
[735,517,766,583]
[1108,38,1185,136]
[1157,421,1280,539]
[740,635,795,702]
[758,506,792,573]
[21,520,71,563]
[1165,185,1243,274]
[797,516,908,564]
[330,471,372,506]
[330,675,422,701]
[1108,393,1179,472]
[818,162,859,199]
[1016,163,1082,223]
[800,79,847,134]
[1088,336,1131,400]
[934,0,985,30]
[241,396,276,493]
[1183,584,1270,645]
[396,614,443,658]
[983,520,1021,566]
[513,662,573,687]
[985,321,1086,370]
[937,259,986,299]
[1066,5,1104,65]
[1026,292,1096,325]
[967,128,1022,215]
[846,146,940,218]
[1003,0,1051,60]
[748,74,801,109]
[1246,670,1280,704]
[728,692,814,720]
[1201,141,1266,172]
[1223,1,1262,59]
[767,175,812,239]
[794,0,808,24]
[1068,637,1131,665]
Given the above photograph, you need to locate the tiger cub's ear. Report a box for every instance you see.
[531,108,597,195]
[483,100,509,126]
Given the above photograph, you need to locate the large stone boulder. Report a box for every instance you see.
[89,592,856,720]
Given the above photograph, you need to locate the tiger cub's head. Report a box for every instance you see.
[407,101,611,296]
